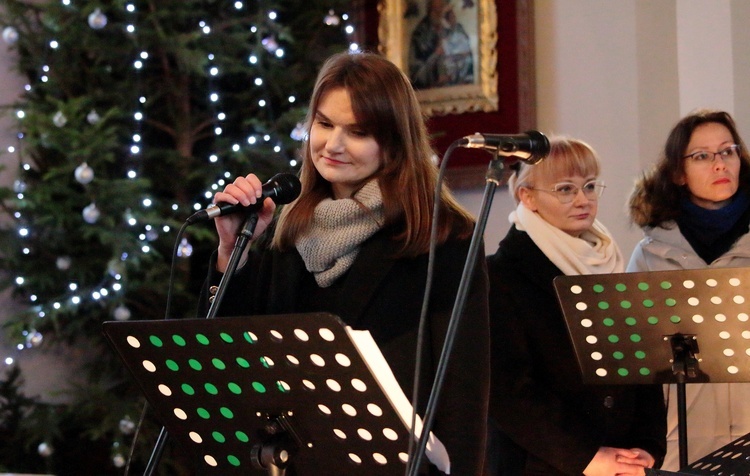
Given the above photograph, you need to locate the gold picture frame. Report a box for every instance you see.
[378,0,498,116]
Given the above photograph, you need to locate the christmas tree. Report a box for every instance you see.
[0,0,354,472]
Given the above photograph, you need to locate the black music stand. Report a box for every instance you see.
[677,431,750,475]
[554,267,750,469]
[102,312,448,475]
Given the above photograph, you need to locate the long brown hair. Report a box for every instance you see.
[273,51,474,255]
[629,109,750,228]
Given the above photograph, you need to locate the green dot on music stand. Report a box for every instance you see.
[236,357,250,368]
[260,357,271,368]
[182,383,195,395]
[639,367,651,376]
[593,284,604,293]
[165,359,179,371]
[647,316,659,325]
[196,333,210,345]
[212,358,226,370]
[638,282,649,291]
[220,332,234,343]
[244,332,257,344]
[670,315,681,324]
[630,334,642,343]
[205,383,218,395]
[228,382,242,395]
[236,431,250,443]
[228,455,240,467]
[188,359,202,371]
[197,407,210,419]
[220,407,234,419]
[602,317,614,327]
[618,368,629,377]
[598,301,610,310]
[635,350,646,359]
[613,351,624,360]
[212,431,226,443]
[642,299,654,308]
[665,298,677,307]
[620,300,631,309]
[660,281,672,289]
[252,381,266,393]
[608,334,619,343]
[172,334,186,346]
[615,283,627,292]
[625,317,637,326]
[149,335,163,347]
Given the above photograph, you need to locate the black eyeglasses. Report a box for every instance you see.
[527,180,605,204]
[683,144,741,165]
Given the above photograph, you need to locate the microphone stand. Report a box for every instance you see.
[407,149,512,476]
[142,211,260,476]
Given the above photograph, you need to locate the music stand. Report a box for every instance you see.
[102,312,448,475]
[676,431,750,475]
[554,267,750,469]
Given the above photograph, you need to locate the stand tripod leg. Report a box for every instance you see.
[676,381,688,469]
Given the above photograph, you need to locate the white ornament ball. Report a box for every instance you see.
[2,26,18,44]
[88,8,108,29]
[74,162,94,184]
[52,110,67,127]
[87,109,101,125]
[113,305,131,321]
[113,453,126,468]
[82,203,100,224]
[26,330,43,347]
[56,255,72,270]
[38,442,54,457]
[13,178,26,193]
[119,416,136,434]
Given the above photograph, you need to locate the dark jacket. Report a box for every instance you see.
[486,226,667,475]
[199,225,490,475]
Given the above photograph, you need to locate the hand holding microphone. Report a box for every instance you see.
[192,173,301,268]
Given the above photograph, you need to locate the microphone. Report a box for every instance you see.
[459,130,550,164]
[186,172,301,224]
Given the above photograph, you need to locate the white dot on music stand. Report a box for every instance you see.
[729,278,742,286]
[319,327,335,341]
[570,285,582,294]
[357,428,372,440]
[724,348,735,357]
[576,302,587,311]
[728,366,739,374]
[348,453,362,464]
[143,360,156,372]
[581,319,593,328]
[383,428,398,441]
[591,352,603,361]
[688,297,700,306]
[367,403,383,417]
[174,408,187,420]
[126,336,141,348]
[734,295,746,304]
[294,328,309,341]
[204,455,218,466]
[711,296,722,305]
[189,431,202,443]
[351,378,367,392]
[683,280,695,289]
[586,335,598,344]
[326,379,341,392]
[706,279,718,287]
[158,384,171,396]
[335,353,351,367]
[596,368,607,377]
[720,331,731,340]
[342,403,357,416]
[373,453,387,465]
[333,428,346,440]
[715,314,727,322]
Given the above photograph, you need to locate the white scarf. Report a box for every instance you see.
[296,180,385,287]
[510,202,625,275]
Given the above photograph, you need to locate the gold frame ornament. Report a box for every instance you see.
[378,0,498,116]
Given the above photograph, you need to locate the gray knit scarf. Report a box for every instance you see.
[296,180,385,287]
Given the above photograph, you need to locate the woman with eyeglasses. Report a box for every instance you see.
[627,109,750,469]
[486,136,667,475]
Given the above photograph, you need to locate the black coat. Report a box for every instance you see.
[199,226,490,475]
[486,226,666,475]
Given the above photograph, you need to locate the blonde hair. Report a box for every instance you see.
[509,135,602,203]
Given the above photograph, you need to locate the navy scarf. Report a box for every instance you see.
[677,190,750,264]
